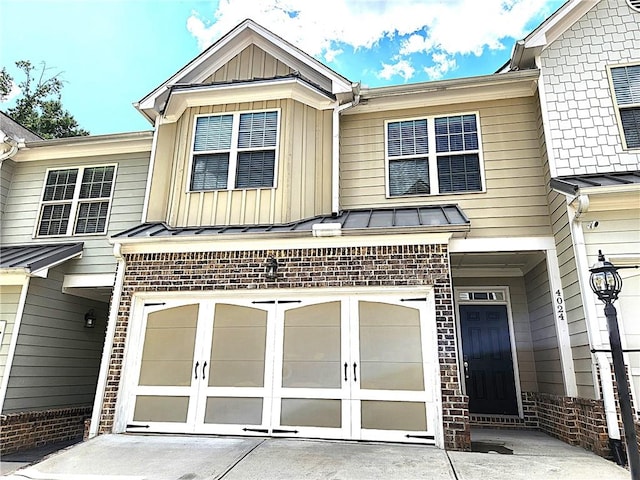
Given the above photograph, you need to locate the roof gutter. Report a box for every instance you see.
[332,84,361,214]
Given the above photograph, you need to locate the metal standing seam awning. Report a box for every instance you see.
[550,171,640,195]
[111,205,471,240]
[0,243,84,278]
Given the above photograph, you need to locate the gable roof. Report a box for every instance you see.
[508,0,601,71]
[136,19,355,123]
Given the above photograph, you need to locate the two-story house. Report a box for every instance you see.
[504,0,640,457]
[83,18,585,453]
[0,121,151,453]
[2,0,637,459]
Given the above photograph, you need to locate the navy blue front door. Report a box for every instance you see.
[459,304,518,415]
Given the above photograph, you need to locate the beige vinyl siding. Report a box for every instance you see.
[547,192,592,397]
[340,96,552,238]
[2,266,107,412]
[1,153,149,276]
[524,260,564,395]
[453,276,537,393]
[150,100,332,227]
[582,207,640,407]
[205,44,293,83]
[1,158,15,220]
[0,284,22,387]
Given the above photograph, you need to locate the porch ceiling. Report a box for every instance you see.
[450,250,546,277]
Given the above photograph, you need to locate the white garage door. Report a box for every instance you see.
[125,293,440,444]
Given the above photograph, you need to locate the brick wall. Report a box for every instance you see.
[0,407,91,455]
[95,244,471,450]
[534,392,611,458]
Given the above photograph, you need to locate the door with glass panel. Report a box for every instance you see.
[350,298,437,443]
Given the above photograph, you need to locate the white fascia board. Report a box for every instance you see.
[347,71,538,115]
[15,132,153,162]
[449,236,557,253]
[63,273,116,289]
[524,0,600,49]
[114,231,454,255]
[0,271,29,285]
[161,79,335,124]
[138,19,352,112]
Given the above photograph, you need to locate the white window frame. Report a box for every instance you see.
[384,111,485,198]
[607,63,640,151]
[188,109,281,192]
[34,164,118,238]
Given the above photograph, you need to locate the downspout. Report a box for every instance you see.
[331,85,360,215]
[89,242,127,438]
[568,194,621,441]
[0,130,23,167]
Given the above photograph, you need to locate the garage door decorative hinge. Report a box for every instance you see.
[401,297,427,302]
[405,434,434,440]
[251,300,302,304]
[272,428,299,434]
[144,302,166,307]
[126,423,150,429]
[242,427,269,433]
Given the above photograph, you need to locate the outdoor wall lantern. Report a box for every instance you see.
[589,250,639,479]
[84,309,96,328]
[265,256,279,280]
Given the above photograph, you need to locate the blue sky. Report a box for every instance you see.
[1,0,565,136]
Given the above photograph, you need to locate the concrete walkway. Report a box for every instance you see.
[1,429,629,480]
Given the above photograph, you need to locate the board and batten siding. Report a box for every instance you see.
[453,276,537,393]
[2,267,107,413]
[0,153,149,276]
[204,44,294,83]
[148,100,332,227]
[0,284,22,389]
[339,96,553,238]
[0,158,15,220]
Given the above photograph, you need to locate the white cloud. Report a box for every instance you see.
[378,59,415,82]
[424,53,457,80]
[186,0,558,81]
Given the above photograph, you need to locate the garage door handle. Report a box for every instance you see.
[344,362,348,382]
[202,361,207,380]
[194,361,200,380]
[353,362,358,382]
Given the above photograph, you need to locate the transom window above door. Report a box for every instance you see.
[36,165,116,237]
[385,113,484,197]
[190,110,280,191]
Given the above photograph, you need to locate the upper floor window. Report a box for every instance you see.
[386,113,483,197]
[190,110,279,191]
[610,64,640,149]
[37,165,116,237]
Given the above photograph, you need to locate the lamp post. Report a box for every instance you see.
[589,250,639,479]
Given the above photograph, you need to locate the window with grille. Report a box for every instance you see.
[386,113,483,196]
[190,110,279,191]
[610,65,640,149]
[37,165,116,237]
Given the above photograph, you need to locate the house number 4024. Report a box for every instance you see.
[555,290,565,321]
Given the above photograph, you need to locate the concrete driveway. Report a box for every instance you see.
[1,429,629,480]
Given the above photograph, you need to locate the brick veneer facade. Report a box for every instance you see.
[0,406,91,455]
[95,244,471,450]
